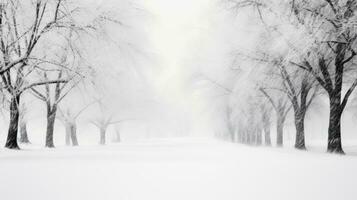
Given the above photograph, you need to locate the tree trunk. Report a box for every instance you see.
[19,121,30,144]
[251,129,256,145]
[65,124,71,146]
[237,130,242,143]
[276,116,284,147]
[230,131,236,142]
[46,107,57,148]
[114,130,121,143]
[237,131,241,143]
[227,124,235,142]
[256,127,262,146]
[99,127,106,145]
[246,130,251,144]
[242,130,247,144]
[5,95,20,149]
[70,123,79,146]
[327,97,344,154]
[294,110,306,150]
[263,123,271,146]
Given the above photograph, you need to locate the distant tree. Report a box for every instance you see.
[226,105,236,142]
[277,64,319,149]
[260,103,272,146]
[30,34,86,148]
[227,0,357,153]
[254,55,318,149]
[113,126,122,143]
[58,102,96,146]
[90,100,132,145]
[260,88,291,147]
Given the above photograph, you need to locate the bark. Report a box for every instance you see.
[263,123,271,146]
[250,129,256,145]
[237,130,242,143]
[227,121,235,142]
[325,43,345,154]
[65,122,79,146]
[327,97,344,154]
[19,121,30,144]
[246,130,251,144]
[262,112,271,146]
[5,95,20,149]
[256,127,262,146]
[99,127,106,145]
[241,130,247,144]
[236,132,240,143]
[230,131,236,142]
[70,123,79,146]
[294,110,306,150]
[65,124,71,146]
[45,107,57,148]
[276,116,285,147]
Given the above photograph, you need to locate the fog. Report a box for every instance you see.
[2,1,357,200]
[0,0,355,146]
[0,0,233,143]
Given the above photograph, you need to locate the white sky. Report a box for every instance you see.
[141,0,218,136]
[144,0,212,96]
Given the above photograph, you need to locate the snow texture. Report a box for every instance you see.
[0,138,355,200]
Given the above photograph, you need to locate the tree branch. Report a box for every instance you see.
[21,79,68,92]
[341,78,357,112]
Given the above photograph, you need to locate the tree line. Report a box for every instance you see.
[223,0,357,154]
[0,0,132,149]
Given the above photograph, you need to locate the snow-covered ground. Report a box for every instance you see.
[0,138,356,200]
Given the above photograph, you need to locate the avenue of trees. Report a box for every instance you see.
[0,0,139,149]
[0,0,356,156]
[223,0,357,154]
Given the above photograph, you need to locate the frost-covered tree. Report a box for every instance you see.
[260,102,272,146]
[259,88,291,147]
[257,55,318,149]
[58,102,96,146]
[278,65,319,149]
[89,100,131,145]
[227,0,357,153]
[0,0,74,149]
[0,0,127,149]
[288,0,357,154]
[32,69,82,148]
[30,34,87,148]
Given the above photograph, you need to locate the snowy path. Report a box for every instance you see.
[0,138,356,200]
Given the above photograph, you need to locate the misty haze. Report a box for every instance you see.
[0,0,357,200]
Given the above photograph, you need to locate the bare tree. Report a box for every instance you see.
[59,108,79,146]
[260,88,291,147]
[260,103,272,146]
[226,105,236,142]
[0,1,87,149]
[277,65,319,149]
[257,56,318,149]
[30,36,86,148]
[90,116,129,145]
[30,49,87,148]
[58,101,96,146]
[89,100,133,145]
[288,0,357,154]
[227,0,357,153]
